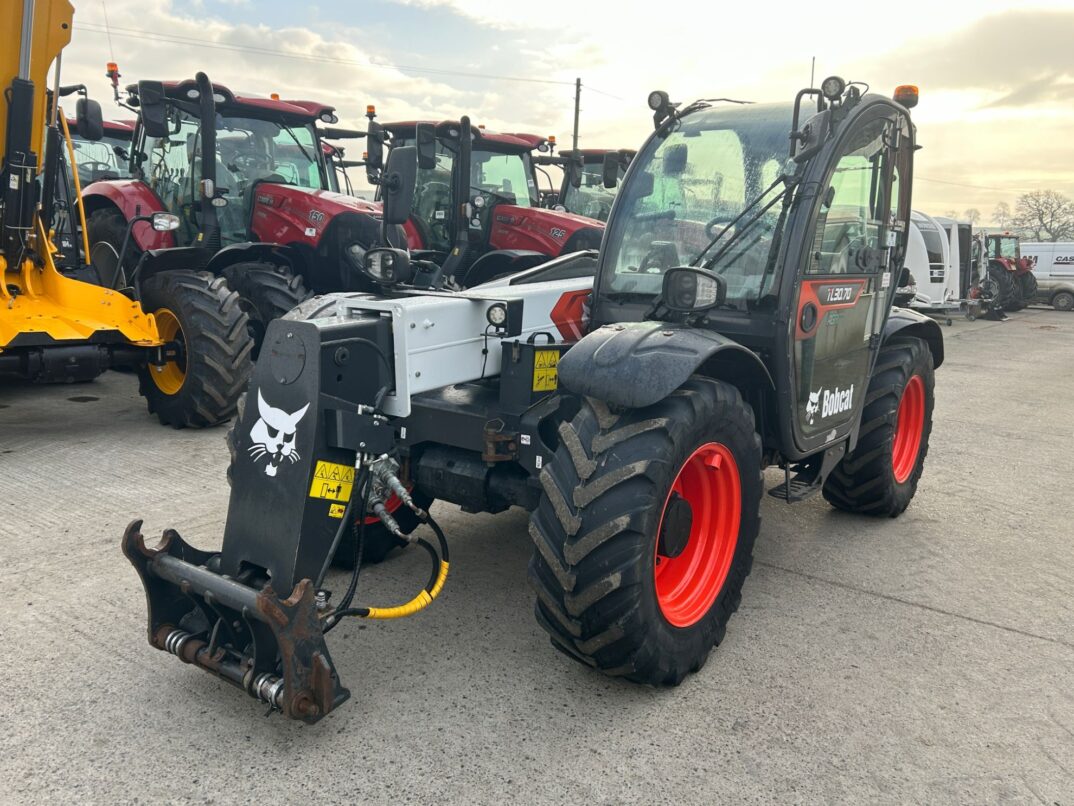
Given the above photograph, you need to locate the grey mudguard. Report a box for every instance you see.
[883,307,945,368]
[558,321,772,409]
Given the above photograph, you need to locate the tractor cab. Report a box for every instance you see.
[66,118,133,184]
[365,117,605,290]
[121,80,337,247]
[536,147,635,222]
[986,232,1021,263]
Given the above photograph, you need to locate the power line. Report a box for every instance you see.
[73,22,577,87]
[916,176,1034,194]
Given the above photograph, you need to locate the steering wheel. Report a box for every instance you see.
[78,160,115,179]
[705,215,737,238]
[231,152,272,173]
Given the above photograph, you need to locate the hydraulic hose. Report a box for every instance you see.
[314,465,369,590]
[324,512,449,629]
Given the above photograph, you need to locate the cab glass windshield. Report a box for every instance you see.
[600,103,793,311]
[562,159,624,221]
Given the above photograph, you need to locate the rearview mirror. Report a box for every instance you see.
[75,98,104,141]
[416,123,437,170]
[662,267,726,312]
[365,120,385,172]
[567,155,583,188]
[137,80,170,138]
[380,145,417,226]
[601,152,619,189]
[663,143,687,176]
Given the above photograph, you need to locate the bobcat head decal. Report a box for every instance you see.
[248,390,310,477]
[805,389,821,425]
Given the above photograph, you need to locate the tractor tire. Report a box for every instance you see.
[822,337,934,517]
[86,207,140,287]
[332,488,436,569]
[987,263,1017,311]
[138,270,253,428]
[529,378,762,686]
[1017,272,1038,304]
[223,262,309,359]
[1052,290,1074,312]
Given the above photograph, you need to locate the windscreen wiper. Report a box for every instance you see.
[703,182,796,272]
[280,120,316,168]
[689,174,790,268]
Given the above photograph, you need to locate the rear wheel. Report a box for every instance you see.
[138,270,253,428]
[1051,290,1073,312]
[87,207,141,288]
[822,337,934,517]
[223,262,309,359]
[1018,272,1038,303]
[529,378,762,685]
[987,263,1017,310]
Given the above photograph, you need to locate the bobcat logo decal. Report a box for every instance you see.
[248,390,310,477]
[805,389,821,425]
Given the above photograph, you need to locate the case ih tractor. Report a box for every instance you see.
[67,117,133,183]
[367,116,606,289]
[82,75,387,353]
[123,77,942,722]
[2,0,251,429]
[984,231,1035,311]
[535,147,635,221]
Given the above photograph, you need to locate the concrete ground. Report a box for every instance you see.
[1,308,1071,805]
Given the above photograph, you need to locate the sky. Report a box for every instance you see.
[60,0,1074,221]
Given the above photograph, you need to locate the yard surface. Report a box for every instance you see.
[1,308,1071,804]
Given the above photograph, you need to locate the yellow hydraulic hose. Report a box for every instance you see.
[57,113,92,265]
[364,560,449,620]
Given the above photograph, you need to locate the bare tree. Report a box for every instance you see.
[1012,191,1074,242]
[993,201,1011,229]
[964,208,981,225]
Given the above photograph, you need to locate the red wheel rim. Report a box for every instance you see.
[654,442,741,628]
[892,375,925,484]
[363,492,406,525]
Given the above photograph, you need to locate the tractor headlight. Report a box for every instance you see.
[361,247,412,285]
[367,250,395,282]
[821,75,846,101]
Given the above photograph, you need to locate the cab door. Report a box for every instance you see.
[790,106,911,452]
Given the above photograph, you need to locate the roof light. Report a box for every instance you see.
[478,124,485,129]
[270,92,280,100]
[894,84,919,109]
[820,76,846,101]
[548,134,556,144]
[647,90,669,111]
[106,62,119,75]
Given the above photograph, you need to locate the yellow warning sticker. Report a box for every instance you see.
[532,349,559,392]
[328,503,346,519]
[309,460,354,502]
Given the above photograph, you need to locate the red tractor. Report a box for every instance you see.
[985,231,1036,311]
[367,116,605,289]
[81,74,390,352]
[534,147,635,222]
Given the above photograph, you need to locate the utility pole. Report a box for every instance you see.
[572,77,581,152]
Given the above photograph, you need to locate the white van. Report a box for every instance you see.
[1021,243,1074,311]
[904,212,960,315]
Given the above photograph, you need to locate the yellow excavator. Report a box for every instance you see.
[1,0,251,426]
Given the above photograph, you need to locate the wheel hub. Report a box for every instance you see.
[658,493,693,559]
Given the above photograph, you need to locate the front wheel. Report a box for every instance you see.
[1051,290,1073,312]
[529,378,762,685]
[822,337,935,516]
[138,271,254,428]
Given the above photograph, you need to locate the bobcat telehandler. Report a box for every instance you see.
[123,77,943,723]
[1,0,252,427]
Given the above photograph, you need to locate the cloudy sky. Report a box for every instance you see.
[62,0,1074,221]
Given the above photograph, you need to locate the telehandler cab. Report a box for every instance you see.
[1,0,251,429]
[534,147,635,221]
[124,77,942,722]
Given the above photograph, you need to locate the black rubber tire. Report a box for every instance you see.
[332,488,436,569]
[86,207,140,286]
[223,261,309,359]
[822,337,934,517]
[528,378,762,686]
[987,263,1017,310]
[138,271,254,428]
[1052,290,1074,312]
[1017,272,1038,304]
